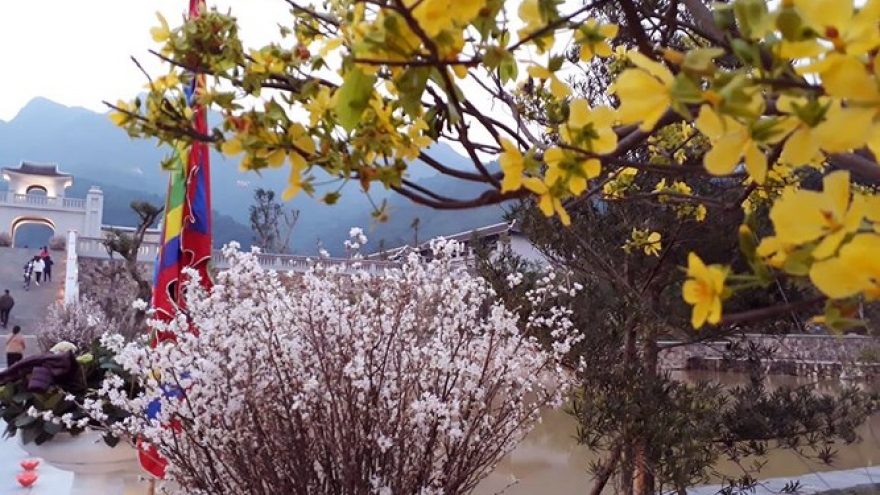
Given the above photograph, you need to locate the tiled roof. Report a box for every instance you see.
[2,161,72,178]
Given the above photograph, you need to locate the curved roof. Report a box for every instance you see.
[2,161,72,178]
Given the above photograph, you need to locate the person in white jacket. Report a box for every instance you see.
[32,256,45,285]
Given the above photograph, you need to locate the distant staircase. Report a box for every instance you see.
[0,247,65,367]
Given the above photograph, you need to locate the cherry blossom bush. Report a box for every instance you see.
[37,297,119,352]
[102,238,580,495]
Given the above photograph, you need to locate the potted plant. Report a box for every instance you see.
[0,339,144,495]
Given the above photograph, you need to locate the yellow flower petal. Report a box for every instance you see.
[615,70,669,131]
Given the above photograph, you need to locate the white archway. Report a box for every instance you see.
[11,216,56,248]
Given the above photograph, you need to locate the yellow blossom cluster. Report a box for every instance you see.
[111,0,880,331]
[623,228,663,257]
[653,179,707,222]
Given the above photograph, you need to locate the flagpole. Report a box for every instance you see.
[140,0,213,480]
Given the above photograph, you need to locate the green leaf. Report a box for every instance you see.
[670,74,704,104]
[733,0,770,38]
[322,192,341,205]
[14,414,36,428]
[682,48,726,75]
[20,422,39,445]
[782,249,812,276]
[103,433,120,448]
[43,421,62,435]
[335,66,376,132]
[499,52,519,84]
[396,68,430,117]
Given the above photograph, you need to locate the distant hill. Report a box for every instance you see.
[0,97,507,255]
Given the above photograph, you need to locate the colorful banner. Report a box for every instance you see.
[140,0,213,478]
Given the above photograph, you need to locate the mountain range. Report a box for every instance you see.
[0,97,507,255]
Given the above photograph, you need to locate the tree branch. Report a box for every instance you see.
[826,152,880,183]
[721,296,826,326]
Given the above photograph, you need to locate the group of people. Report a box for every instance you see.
[23,246,54,290]
[3,247,56,367]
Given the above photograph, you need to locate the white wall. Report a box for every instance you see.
[4,173,72,197]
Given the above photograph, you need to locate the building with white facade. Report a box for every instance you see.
[367,221,550,268]
[0,162,105,243]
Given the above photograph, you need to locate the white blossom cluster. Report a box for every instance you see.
[343,226,369,258]
[99,238,580,495]
[26,406,91,430]
[37,297,109,351]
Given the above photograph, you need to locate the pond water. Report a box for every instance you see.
[475,372,880,495]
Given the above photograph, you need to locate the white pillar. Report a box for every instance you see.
[84,186,104,238]
[64,229,79,304]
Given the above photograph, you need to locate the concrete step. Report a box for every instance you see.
[0,247,66,337]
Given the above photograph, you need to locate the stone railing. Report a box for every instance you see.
[658,334,880,377]
[0,192,85,210]
[209,250,398,274]
[76,236,162,262]
[75,236,399,274]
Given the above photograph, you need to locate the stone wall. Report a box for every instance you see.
[658,334,880,378]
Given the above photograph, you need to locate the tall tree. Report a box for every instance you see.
[477,202,874,494]
[109,0,880,330]
[248,188,299,253]
[102,201,163,330]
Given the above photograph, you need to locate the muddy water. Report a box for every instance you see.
[475,372,880,495]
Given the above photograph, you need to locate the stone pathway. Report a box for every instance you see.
[0,247,66,367]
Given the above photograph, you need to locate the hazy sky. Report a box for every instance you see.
[0,0,291,121]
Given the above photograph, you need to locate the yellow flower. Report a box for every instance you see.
[109,100,134,127]
[150,13,171,43]
[305,87,334,127]
[810,233,880,300]
[221,138,244,157]
[523,177,571,225]
[644,232,662,256]
[614,51,673,131]
[563,99,618,154]
[499,139,526,192]
[518,0,542,34]
[250,49,286,74]
[543,146,600,195]
[695,105,772,183]
[803,54,880,159]
[755,236,795,268]
[576,19,618,60]
[527,65,571,99]
[682,253,727,328]
[776,95,824,166]
[769,171,866,259]
[788,0,880,57]
[405,0,485,38]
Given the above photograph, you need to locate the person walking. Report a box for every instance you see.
[5,326,25,368]
[22,259,34,291]
[33,256,45,285]
[0,290,14,328]
[42,255,53,282]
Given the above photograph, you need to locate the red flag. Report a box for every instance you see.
[140,0,213,478]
